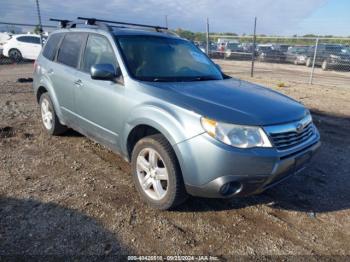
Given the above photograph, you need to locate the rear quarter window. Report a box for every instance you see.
[42,33,63,61]
[57,33,85,68]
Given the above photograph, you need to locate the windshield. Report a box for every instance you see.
[116,36,223,82]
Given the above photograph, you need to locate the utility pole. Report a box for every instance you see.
[35,0,44,46]
[206,18,210,55]
[165,15,168,28]
[309,37,319,85]
[250,16,257,77]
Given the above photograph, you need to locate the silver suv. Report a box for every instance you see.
[33,18,320,210]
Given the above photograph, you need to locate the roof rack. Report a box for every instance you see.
[50,17,111,31]
[77,17,168,32]
[49,18,72,28]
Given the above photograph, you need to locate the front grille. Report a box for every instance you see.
[264,115,316,151]
[269,122,315,150]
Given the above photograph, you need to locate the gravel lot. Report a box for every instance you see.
[1,63,350,260]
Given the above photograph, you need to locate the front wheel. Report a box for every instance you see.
[131,134,187,210]
[321,60,329,71]
[306,57,312,67]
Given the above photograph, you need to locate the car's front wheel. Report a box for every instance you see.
[306,57,312,67]
[131,134,187,210]
[39,93,67,135]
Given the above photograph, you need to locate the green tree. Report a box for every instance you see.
[34,25,42,34]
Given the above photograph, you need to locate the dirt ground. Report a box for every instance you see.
[0,63,350,260]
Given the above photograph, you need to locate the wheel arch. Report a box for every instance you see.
[34,80,64,124]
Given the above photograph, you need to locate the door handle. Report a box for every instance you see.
[74,79,83,87]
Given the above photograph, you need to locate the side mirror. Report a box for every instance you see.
[90,64,121,81]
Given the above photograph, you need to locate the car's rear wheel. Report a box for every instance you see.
[9,49,22,63]
[321,60,329,71]
[39,93,67,135]
[131,134,187,210]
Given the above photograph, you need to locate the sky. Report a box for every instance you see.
[0,0,349,36]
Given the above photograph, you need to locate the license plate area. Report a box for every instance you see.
[295,152,312,174]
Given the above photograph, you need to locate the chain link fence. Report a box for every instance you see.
[206,35,350,88]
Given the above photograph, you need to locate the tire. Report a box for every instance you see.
[306,57,312,67]
[39,93,67,136]
[321,60,328,71]
[258,54,264,62]
[8,49,22,63]
[131,134,188,210]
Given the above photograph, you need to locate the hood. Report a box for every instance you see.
[142,78,308,126]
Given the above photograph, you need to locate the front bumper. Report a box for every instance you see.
[174,129,321,198]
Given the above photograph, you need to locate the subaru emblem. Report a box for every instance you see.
[296,123,304,133]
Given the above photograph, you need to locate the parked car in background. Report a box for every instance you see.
[224,42,251,60]
[2,34,42,61]
[305,44,350,70]
[274,44,290,55]
[0,32,12,56]
[285,46,310,65]
[256,45,286,63]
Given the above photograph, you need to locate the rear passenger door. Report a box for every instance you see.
[74,33,124,150]
[52,32,87,124]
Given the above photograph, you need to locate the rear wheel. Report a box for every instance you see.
[131,134,187,210]
[39,93,67,135]
[9,49,22,63]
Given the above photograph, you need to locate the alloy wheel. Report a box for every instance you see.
[41,98,53,130]
[136,147,169,201]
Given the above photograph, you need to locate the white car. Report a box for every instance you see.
[2,34,42,61]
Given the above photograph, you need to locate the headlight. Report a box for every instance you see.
[201,117,272,148]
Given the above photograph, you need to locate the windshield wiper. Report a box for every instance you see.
[192,76,219,81]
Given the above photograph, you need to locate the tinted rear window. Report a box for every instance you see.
[42,33,63,61]
[57,33,85,68]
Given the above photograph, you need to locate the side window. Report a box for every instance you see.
[30,36,41,44]
[17,36,30,43]
[42,33,63,61]
[57,33,85,68]
[81,34,118,73]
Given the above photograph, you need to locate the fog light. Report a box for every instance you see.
[219,182,242,196]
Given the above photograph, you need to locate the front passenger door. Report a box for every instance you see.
[74,34,124,151]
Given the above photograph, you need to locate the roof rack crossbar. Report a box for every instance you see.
[50,18,111,31]
[49,18,72,28]
[77,17,168,32]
